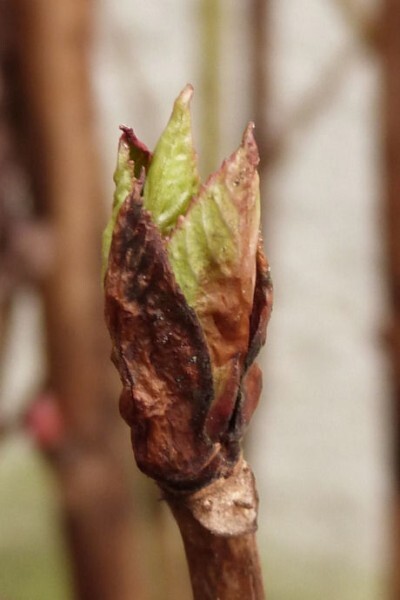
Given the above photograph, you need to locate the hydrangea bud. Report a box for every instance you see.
[103,85,272,490]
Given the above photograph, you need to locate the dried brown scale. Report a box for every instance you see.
[226,362,263,442]
[246,236,274,370]
[105,190,241,489]
[105,188,273,491]
[204,356,241,441]
[119,125,152,177]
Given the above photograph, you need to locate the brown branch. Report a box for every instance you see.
[250,0,270,237]
[382,0,400,481]
[0,5,19,368]
[164,458,265,600]
[199,0,221,175]
[11,1,145,598]
[250,0,269,161]
[331,0,380,49]
[381,1,400,597]
[0,411,22,442]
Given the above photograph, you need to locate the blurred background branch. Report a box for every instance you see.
[6,0,145,598]
[199,0,221,175]
[332,0,380,49]
[382,1,400,597]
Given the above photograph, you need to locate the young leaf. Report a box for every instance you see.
[143,85,200,235]
[167,123,260,377]
[102,129,152,281]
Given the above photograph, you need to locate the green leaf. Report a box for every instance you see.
[168,122,260,307]
[143,85,200,236]
[167,123,260,380]
[102,139,135,281]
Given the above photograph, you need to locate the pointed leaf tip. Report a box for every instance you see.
[241,122,259,169]
[178,83,194,104]
[143,84,200,236]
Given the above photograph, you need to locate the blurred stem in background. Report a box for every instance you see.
[199,0,221,176]
[0,90,13,374]
[250,0,269,236]
[250,0,268,163]
[382,1,400,598]
[0,0,20,391]
[10,1,145,598]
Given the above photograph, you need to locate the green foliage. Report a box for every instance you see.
[143,85,200,236]
[167,125,260,308]
[102,139,135,281]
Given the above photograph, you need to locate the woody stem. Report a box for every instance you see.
[162,457,265,600]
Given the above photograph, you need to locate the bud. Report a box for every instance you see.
[25,392,65,453]
[104,86,272,490]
